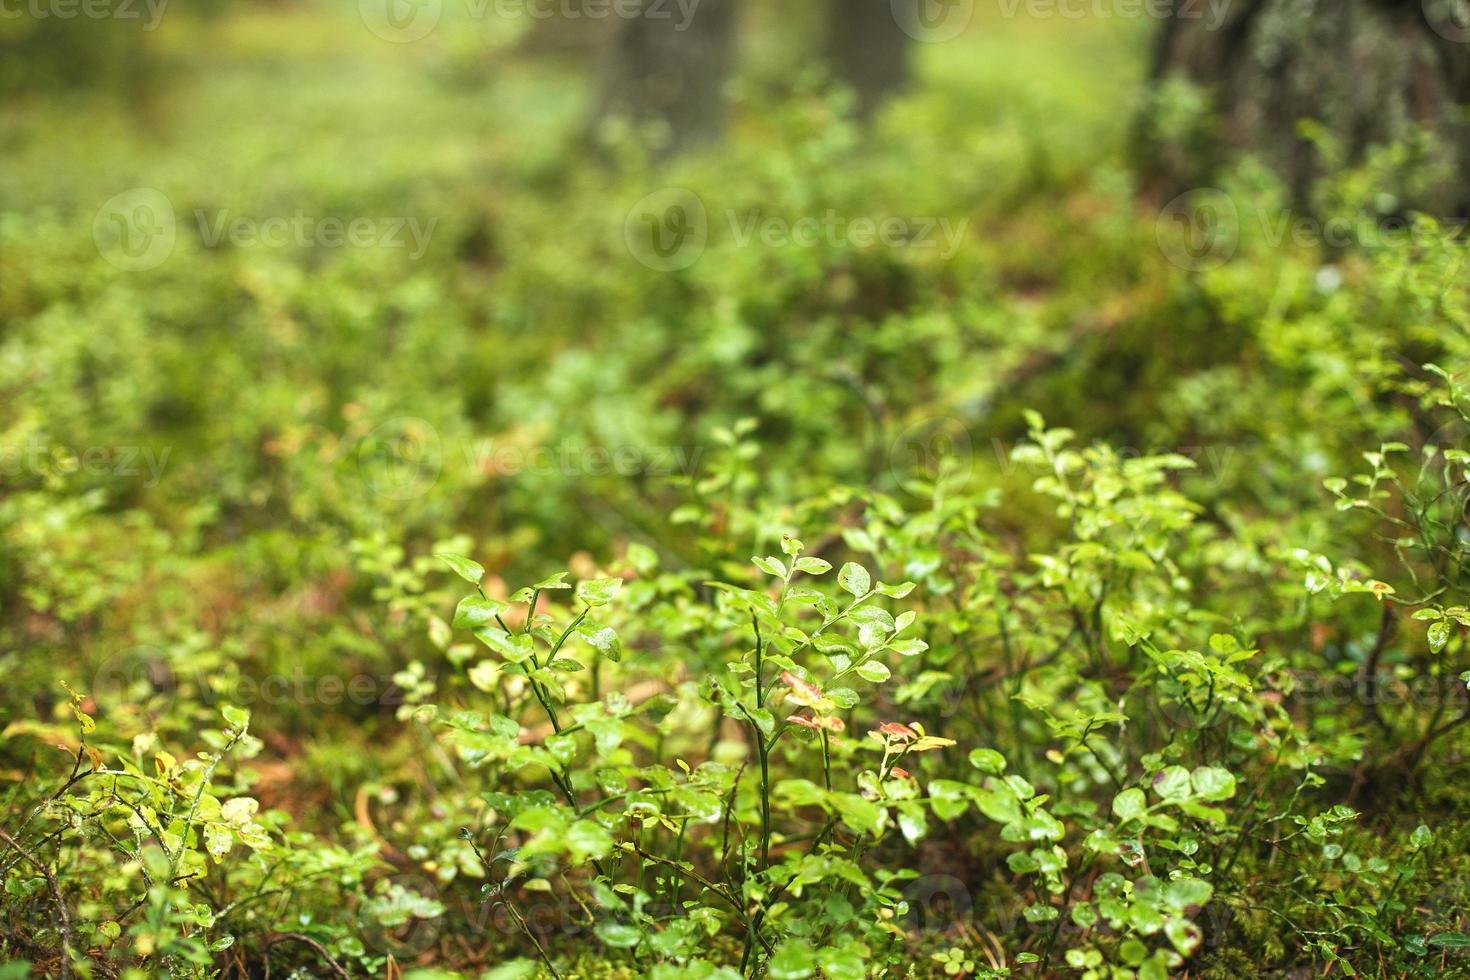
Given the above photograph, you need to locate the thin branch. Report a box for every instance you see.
[0,828,72,980]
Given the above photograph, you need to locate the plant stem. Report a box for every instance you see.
[752,614,772,873]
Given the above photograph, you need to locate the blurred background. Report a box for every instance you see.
[3,0,1467,582]
[4,0,1470,973]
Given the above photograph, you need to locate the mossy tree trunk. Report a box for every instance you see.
[826,0,911,118]
[590,0,913,153]
[1137,0,1470,215]
[590,0,739,154]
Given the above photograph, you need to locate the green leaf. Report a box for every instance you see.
[889,638,928,657]
[1428,619,1452,653]
[204,823,233,860]
[793,556,832,575]
[855,660,891,683]
[221,705,250,730]
[532,571,572,590]
[1007,851,1041,873]
[575,620,622,662]
[768,942,817,980]
[1152,765,1193,800]
[817,947,865,980]
[475,627,535,663]
[437,554,485,584]
[453,595,507,630]
[1428,933,1470,948]
[832,793,884,835]
[1190,766,1236,802]
[874,581,916,598]
[1163,876,1213,911]
[897,802,928,844]
[595,922,643,949]
[1112,788,1147,822]
[575,577,622,607]
[1165,917,1203,955]
[752,555,787,579]
[928,780,972,821]
[838,562,871,597]
[969,748,1006,775]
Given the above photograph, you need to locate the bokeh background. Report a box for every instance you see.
[5,0,1470,976]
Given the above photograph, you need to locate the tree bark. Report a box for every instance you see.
[589,0,739,154]
[1136,0,1470,215]
[827,0,911,118]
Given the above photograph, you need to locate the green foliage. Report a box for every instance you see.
[4,4,1470,979]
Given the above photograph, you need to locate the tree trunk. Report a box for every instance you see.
[589,0,738,154]
[827,0,911,118]
[1136,0,1470,216]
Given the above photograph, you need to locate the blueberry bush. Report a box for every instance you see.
[2,3,1469,978]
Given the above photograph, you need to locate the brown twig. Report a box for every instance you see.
[1357,603,1396,733]
[262,932,352,980]
[0,828,72,980]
